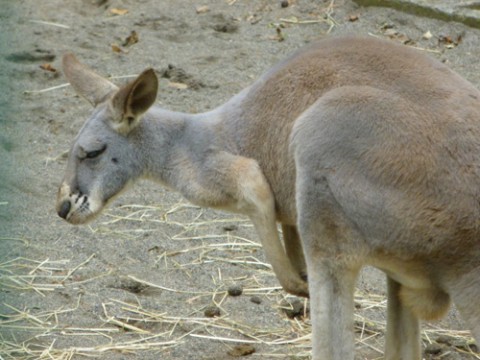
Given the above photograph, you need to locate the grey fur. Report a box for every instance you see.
[57,36,480,359]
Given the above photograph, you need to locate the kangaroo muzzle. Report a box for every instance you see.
[56,181,105,224]
[57,200,71,219]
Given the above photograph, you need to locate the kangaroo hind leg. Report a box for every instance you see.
[295,175,361,360]
[448,267,480,345]
[300,227,360,360]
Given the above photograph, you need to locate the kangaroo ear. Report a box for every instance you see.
[109,68,158,134]
[62,53,118,107]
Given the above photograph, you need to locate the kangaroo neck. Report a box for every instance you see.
[136,106,235,187]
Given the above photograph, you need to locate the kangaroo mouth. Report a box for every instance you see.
[56,184,104,224]
[56,193,102,224]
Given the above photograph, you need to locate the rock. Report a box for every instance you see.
[250,296,262,304]
[436,334,455,346]
[204,305,221,317]
[281,298,308,319]
[227,344,256,357]
[424,342,444,355]
[222,224,238,232]
[227,284,243,297]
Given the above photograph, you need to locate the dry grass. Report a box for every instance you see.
[280,0,338,33]
[1,202,478,360]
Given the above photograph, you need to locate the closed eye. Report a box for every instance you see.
[85,145,107,159]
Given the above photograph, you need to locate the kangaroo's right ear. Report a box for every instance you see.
[108,68,158,135]
[62,53,119,107]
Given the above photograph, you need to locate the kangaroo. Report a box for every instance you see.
[56,36,480,359]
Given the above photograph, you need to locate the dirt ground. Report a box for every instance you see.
[1,0,480,359]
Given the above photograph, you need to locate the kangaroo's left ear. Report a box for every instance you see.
[109,68,158,134]
[63,53,119,107]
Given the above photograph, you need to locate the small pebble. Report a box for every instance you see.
[204,305,221,317]
[223,224,238,232]
[424,342,444,355]
[280,0,289,8]
[196,5,209,14]
[250,296,262,304]
[436,334,455,345]
[228,284,243,297]
[227,344,256,357]
[422,30,433,40]
[282,298,308,319]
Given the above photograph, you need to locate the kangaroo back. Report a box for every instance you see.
[223,36,480,225]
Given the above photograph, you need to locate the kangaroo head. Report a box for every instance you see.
[56,54,158,224]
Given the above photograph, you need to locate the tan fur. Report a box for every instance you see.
[400,286,451,321]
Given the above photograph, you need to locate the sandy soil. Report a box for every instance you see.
[1,0,479,359]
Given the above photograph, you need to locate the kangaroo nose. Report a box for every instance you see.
[58,200,71,219]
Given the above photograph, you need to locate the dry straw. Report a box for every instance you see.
[1,201,478,359]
